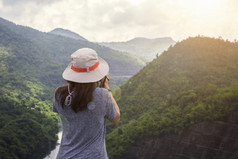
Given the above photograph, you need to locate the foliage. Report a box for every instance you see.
[1,16,238,159]
[0,17,145,77]
[0,22,59,158]
[0,16,145,158]
[106,36,238,158]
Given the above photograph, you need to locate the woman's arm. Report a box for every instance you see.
[108,91,120,123]
[101,75,120,124]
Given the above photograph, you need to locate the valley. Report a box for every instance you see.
[1,16,238,159]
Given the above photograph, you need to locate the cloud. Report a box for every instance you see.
[0,0,238,42]
[1,0,61,6]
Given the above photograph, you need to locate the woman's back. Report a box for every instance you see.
[52,48,120,158]
[53,87,117,159]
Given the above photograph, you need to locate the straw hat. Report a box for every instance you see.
[62,48,109,83]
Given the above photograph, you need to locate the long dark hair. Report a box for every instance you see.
[55,81,97,113]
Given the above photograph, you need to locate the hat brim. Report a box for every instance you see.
[62,57,109,83]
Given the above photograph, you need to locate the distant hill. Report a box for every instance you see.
[106,36,238,158]
[49,28,88,41]
[0,17,145,78]
[99,37,176,62]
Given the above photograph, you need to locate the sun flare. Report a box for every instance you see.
[174,0,221,16]
[196,0,220,13]
[128,0,145,5]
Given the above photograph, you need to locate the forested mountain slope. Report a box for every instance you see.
[0,17,145,77]
[0,16,145,159]
[0,21,60,159]
[124,108,238,159]
[106,37,238,158]
[99,37,176,62]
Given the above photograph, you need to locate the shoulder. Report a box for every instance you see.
[94,87,108,95]
[93,87,111,100]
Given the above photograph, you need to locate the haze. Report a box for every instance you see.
[0,0,237,42]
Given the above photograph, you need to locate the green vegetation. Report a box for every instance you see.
[1,15,238,159]
[0,22,59,158]
[0,16,144,158]
[0,17,145,77]
[106,36,238,158]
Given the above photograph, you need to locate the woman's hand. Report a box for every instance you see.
[100,75,110,90]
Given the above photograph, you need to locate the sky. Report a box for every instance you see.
[0,0,238,42]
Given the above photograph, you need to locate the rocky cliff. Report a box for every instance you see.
[124,109,238,159]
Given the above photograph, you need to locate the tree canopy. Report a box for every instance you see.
[106,36,238,158]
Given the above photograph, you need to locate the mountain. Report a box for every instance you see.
[49,28,88,41]
[2,15,238,158]
[99,37,176,62]
[124,108,238,159]
[0,17,144,158]
[0,17,145,81]
[0,20,60,159]
[106,36,238,158]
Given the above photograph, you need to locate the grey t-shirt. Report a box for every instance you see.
[53,87,117,159]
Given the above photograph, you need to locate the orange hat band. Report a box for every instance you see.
[71,61,99,72]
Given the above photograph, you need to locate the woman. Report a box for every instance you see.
[53,48,120,159]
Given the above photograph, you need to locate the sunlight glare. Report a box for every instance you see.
[195,0,219,14]
[0,1,2,9]
[179,0,221,15]
[128,0,145,5]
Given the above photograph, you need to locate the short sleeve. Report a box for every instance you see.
[104,90,117,121]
